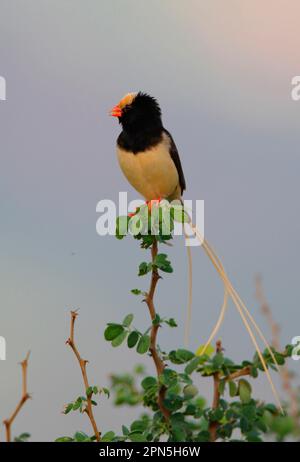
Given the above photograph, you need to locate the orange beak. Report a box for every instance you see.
[109,105,122,118]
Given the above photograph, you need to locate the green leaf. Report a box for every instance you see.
[154,253,173,273]
[101,431,115,442]
[241,404,256,422]
[127,331,139,348]
[104,324,124,341]
[141,376,157,390]
[195,343,214,357]
[136,335,151,354]
[130,420,148,432]
[164,396,183,412]
[240,416,251,433]
[250,366,258,378]
[171,204,189,223]
[285,344,294,357]
[73,431,89,442]
[165,318,177,328]
[210,408,224,422]
[256,419,267,433]
[116,216,129,239]
[16,432,30,440]
[134,364,145,374]
[183,384,198,399]
[171,423,186,441]
[176,349,195,363]
[72,401,81,411]
[245,431,262,442]
[238,379,252,404]
[111,329,127,347]
[123,313,134,327]
[264,403,277,414]
[196,431,210,442]
[64,403,73,414]
[86,386,93,397]
[184,357,202,375]
[218,379,226,395]
[168,350,182,364]
[271,416,295,438]
[129,214,146,236]
[55,436,74,442]
[152,313,161,325]
[218,423,233,439]
[102,387,110,398]
[138,262,152,276]
[131,289,142,295]
[212,352,224,369]
[129,432,146,442]
[195,396,206,410]
[273,352,285,366]
[185,404,197,415]
[161,368,178,387]
[229,380,238,397]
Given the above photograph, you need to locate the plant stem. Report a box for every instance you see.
[145,239,170,422]
[225,366,251,381]
[209,340,222,442]
[3,352,31,442]
[66,310,101,442]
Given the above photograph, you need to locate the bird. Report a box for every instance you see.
[110,91,193,346]
[110,92,185,203]
[110,91,283,412]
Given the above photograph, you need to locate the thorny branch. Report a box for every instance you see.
[144,239,170,422]
[66,310,101,441]
[3,352,31,442]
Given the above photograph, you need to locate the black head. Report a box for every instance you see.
[111,92,163,134]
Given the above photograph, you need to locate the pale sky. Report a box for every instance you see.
[0,0,300,441]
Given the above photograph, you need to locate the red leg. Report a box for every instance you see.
[146,197,162,212]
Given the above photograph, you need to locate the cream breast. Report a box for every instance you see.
[117,132,180,201]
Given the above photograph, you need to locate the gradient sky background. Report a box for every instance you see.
[0,0,300,441]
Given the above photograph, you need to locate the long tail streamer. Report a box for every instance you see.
[183,224,193,348]
[182,215,283,412]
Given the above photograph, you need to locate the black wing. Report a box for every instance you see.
[163,128,186,195]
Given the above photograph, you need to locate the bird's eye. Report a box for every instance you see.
[122,104,132,114]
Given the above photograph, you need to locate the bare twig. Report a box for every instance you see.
[144,240,170,422]
[66,311,101,441]
[255,275,299,421]
[3,352,31,442]
[209,340,222,442]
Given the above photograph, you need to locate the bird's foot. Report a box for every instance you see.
[128,198,163,216]
[146,197,162,211]
[128,208,138,218]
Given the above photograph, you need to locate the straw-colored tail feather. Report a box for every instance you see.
[182,216,283,413]
[183,225,193,348]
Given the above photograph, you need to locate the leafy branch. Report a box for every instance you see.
[103,204,300,442]
[144,239,170,422]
